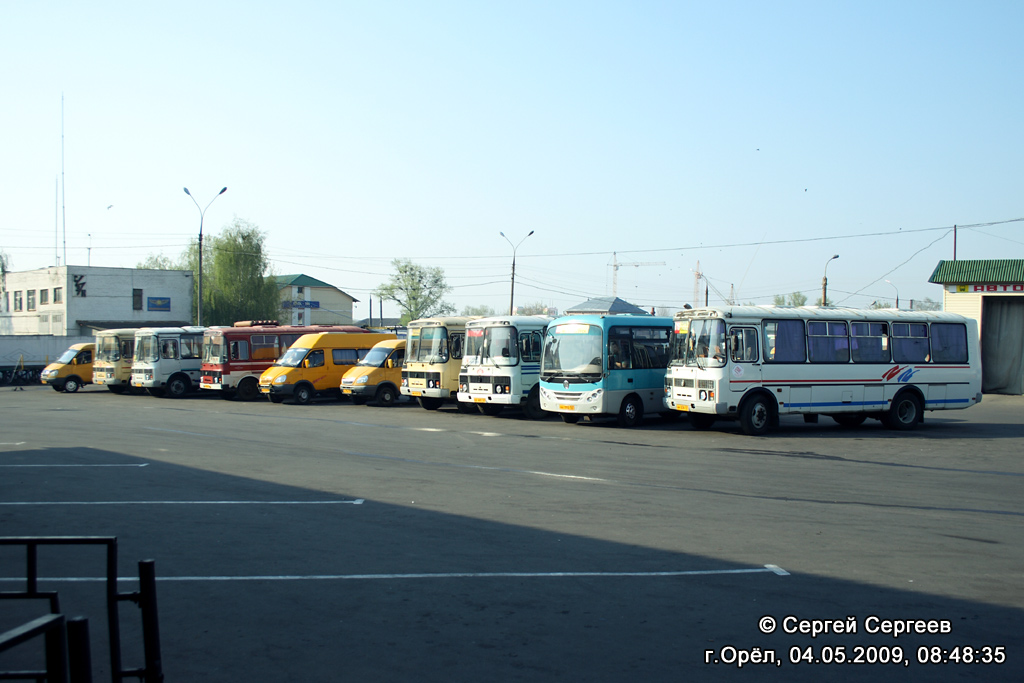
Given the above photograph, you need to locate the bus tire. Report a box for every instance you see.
[522,387,546,420]
[235,378,260,402]
[63,377,82,393]
[165,375,190,398]
[375,384,397,407]
[689,412,716,430]
[269,394,284,404]
[479,403,503,416]
[418,397,442,410]
[883,391,922,430]
[560,413,581,424]
[52,384,64,392]
[293,383,314,405]
[831,414,867,428]
[739,392,775,436]
[616,395,644,428]
[456,401,477,414]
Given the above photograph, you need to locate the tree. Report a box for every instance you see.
[374,259,454,325]
[137,253,178,270]
[773,292,808,306]
[870,300,893,309]
[516,302,552,316]
[462,304,497,317]
[915,297,941,311]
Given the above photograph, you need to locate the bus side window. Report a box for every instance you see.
[230,340,249,361]
[161,340,178,360]
[763,320,805,363]
[450,333,464,360]
[78,349,92,364]
[930,323,968,363]
[331,349,357,365]
[730,328,758,363]
[307,349,325,368]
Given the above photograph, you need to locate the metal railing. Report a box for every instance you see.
[0,537,162,683]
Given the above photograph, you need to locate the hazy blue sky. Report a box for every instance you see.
[3,1,1022,320]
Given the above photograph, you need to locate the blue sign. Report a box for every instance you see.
[147,297,171,312]
[282,300,320,309]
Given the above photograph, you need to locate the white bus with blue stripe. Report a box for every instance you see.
[665,306,982,435]
[457,315,551,419]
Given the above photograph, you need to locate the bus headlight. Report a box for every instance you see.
[274,375,287,384]
[585,389,603,403]
[357,375,369,384]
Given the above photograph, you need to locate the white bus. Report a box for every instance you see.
[401,316,480,411]
[131,326,207,398]
[664,306,982,435]
[457,315,550,419]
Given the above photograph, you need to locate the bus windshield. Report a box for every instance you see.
[274,347,308,368]
[541,323,603,381]
[410,327,449,363]
[203,337,227,363]
[135,335,159,362]
[97,337,121,362]
[669,318,727,368]
[358,345,392,367]
[465,327,519,366]
[57,348,79,364]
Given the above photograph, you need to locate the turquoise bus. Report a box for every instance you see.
[539,314,675,427]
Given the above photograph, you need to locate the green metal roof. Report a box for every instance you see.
[928,260,1024,284]
[276,274,338,289]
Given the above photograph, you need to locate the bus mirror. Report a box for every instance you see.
[302,359,309,368]
[70,357,77,365]
[386,359,395,368]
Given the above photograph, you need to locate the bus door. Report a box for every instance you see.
[728,326,762,402]
[605,327,634,407]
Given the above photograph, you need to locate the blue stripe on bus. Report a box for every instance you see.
[787,398,970,409]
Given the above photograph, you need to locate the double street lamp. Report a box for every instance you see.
[183,186,227,326]
[821,254,839,306]
[500,230,534,315]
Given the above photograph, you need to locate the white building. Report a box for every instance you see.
[276,274,358,326]
[0,266,194,336]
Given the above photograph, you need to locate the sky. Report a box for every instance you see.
[3,1,1022,322]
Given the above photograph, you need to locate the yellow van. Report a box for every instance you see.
[340,339,406,406]
[259,332,395,405]
[40,343,95,393]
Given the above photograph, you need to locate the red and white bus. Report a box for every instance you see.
[200,321,369,400]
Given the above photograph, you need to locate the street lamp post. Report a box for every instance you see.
[499,230,534,315]
[183,186,227,326]
[885,279,900,309]
[821,254,839,306]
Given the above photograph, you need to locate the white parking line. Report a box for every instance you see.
[0,464,148,468]
[0,499,364,506]
[0,564,788,583]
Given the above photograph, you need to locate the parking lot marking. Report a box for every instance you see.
[0,464,148,468]
[0,564,787,583]
[0,499,364,506]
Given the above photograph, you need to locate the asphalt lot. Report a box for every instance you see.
[1,384,1022,681]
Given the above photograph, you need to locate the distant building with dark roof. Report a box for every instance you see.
[929,259,1024,394]
[276,274,358,326]
[565,296,651,316]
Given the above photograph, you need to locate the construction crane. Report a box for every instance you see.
[610,252,665,298]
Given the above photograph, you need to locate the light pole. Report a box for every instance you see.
[183,186,227,326]
[885,279,900,309]
[499,230,534,315]
[821,254,839,306]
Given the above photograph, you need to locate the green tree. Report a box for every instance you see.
[462,304,497,317]
[178,219,279,325]
[137,253,178,270]
[517,302,552,316]
[773,292,808,306]
[915,297,941,311]
[374,259,454,325]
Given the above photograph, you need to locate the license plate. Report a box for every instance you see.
[411,391,421,397]
[473,397,485,403]
[675,404,689,412]
[558,404,575,411]
[342,389,352,394]
[260,386,270,394]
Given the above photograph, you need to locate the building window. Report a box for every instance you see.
[27,290,36,311]
[39,314,49,333]
[13,291,22,312]
[133,289,143,311]
[52,314,63,330]
[40,289,50,306]
[54,287,63,303]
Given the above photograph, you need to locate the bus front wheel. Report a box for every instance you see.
[235,378,260,402]
[739,394,774,436]
[560,413,581,424]
[418,397,443,410]
[63,376,82,393]
[479,403,503,416]
[375,384,397,406]
[616,395,643,428]
[689,412,716,430]
[522,387,546,420]
[165,375,190,398]
[293,384,314,405]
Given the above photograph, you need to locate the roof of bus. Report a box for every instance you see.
[548,314,674,326]
[369,338,405,349]
[205,324,368,337]
[290,331,396,347]
[95,327,147,337]
[407,316,482,328]
[673,305,968,322]
[134,326,207,335]
[466,315,553,329]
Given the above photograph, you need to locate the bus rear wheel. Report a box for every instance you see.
[883,392,922,430]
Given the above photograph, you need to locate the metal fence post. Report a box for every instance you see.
[138,560,163,683]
